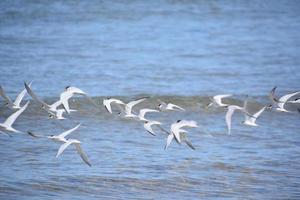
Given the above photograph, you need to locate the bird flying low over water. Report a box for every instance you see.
[24,82,61,114]
[0,101,29,135]
[28,123,91,166]
[0,82,31,110]
[143,120,162,136]
[60,86,97,114]
[269,86,300,112]
[164,120,198,150]
[118,97,148,119]
[103,98,125,114]
[207,94,232,108]
[242,99,267,127]
[137,108,159,122]
[157,100,185,111]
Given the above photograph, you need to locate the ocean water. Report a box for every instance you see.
[0,0,300,199]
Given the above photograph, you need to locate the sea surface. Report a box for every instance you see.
[0,0,300,199]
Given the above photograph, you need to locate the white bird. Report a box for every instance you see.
[103,98,125,114]
[60,86,97,114]
[47,123,81,142]
[170,120,198,143]
[269,87,300,112]
[243,106,267,127]
[56,138,91,167]
[0,82,31,109]
[165,129,195,150]
[24,82,58,114]
[143,120,162,135]
[225,105,248,135]
[137,108,159,121]
[157,100,185,111]
[0,101,29,135]
[121,97,148,118]
[207,94,232,108]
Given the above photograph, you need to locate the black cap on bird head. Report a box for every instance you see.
[65,86,71,90]
[177,120,181,123]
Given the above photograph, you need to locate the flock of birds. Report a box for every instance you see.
[0,82,299,167]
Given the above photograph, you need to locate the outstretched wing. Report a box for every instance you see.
[14,81,32,107]
[125,97,147,114]
[3,101,29,128]
[75,143,92,167]
[24,82,49,108]
[59,123,81,138]
[56,141,73,157]
[0,86,13,104]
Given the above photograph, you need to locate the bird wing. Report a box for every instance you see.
[144,122,155,135]
[278,91,300,109]
[225,106,237,135]
[60,91,72,114]
[269,86,279,104]
[56,140,74,157]
[214,94,232,105]
[125,97,147,114]
[181,133,195,150]
[0,86,13,104]
[75,143,92,167]
[167,103,185,111]
[24,82,49,108]
[14,81,32,107]
[175,120,198,129]
[59,123,81,138]
[27,131,45,138]
[3,101,29,128]
[103,99,113,113]
[49,100,62,111]
[165,134,174,150]
[139,108,159,118]
[253,106,266,119]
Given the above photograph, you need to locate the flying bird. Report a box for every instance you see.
[0,82,31,109]
[143,120,162,135]
[269,86,300,112]
[103,98,125,114]
[157,100,185,111]
[0,101,30,135]
[207,94,232,108]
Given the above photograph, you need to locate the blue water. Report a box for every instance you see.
[0,0,300,199]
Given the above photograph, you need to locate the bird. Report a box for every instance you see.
[137,108,159,121]
[56,138,92,167]
[163,120,198,150]
[165,128,196,150]
[170,120,198,143]
[48,123,81,142]
[0,82,31,109]
[225,104,247,135]
[119,97,148,119]
[60,86,98,114]
[207,94,232,108]
[242,101,267,126]
[103,98,125,114]
[24,82,60,114]
[269,86,300,112]
[27,124,91,166]
[157,100,185,111]
[0,101,30,135]
[143,120,162,135]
